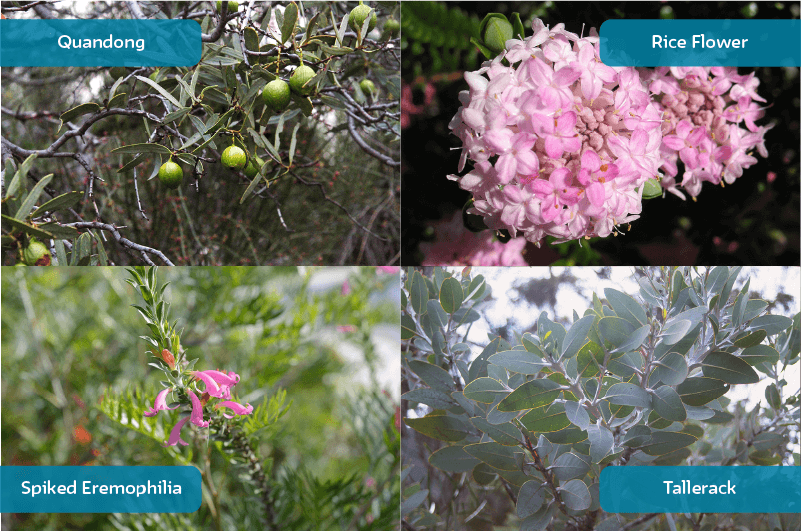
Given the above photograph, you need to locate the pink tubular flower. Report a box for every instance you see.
[192,370,239,400]
[144,388,178,417]
[164,416,191,447]
[337,325,358,333]
[215,400,254,419]
[188,389,209,428]
[377,266,399,274]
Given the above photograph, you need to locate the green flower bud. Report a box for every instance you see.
[481,14,513,54]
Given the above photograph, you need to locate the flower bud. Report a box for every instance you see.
[641,178,663,199]
[481,14,513,54]
[161,349,176,370]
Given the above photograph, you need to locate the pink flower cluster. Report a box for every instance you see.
[448,19,771,245]
[144,369,253,447]
[641,66,772,198]
[420,212,528,265]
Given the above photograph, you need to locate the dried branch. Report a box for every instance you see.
[64,221,175,265]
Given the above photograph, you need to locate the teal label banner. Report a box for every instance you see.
[0,466,202,513]
[0,20,201,67]
[599,19,801,67]
[601,466,801,513]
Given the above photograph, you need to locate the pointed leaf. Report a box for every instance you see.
[738,344,780,366]
[587,424,614,463]
[15,173,53,219]
[60,102,101,124]
[470,418,523,446]
[488,350,546,375]
[463,377,508,404]
[749,315,793,335]
[552,452,590,481]
[641,430,698,456]
[650,351,688,386]
[408,360,455,392]
[135,75,181,107]
[702,351,759,384]
[439,277,464,314]
[651,386,686,421]
[603,383,651,408]
[497,379,561,412]
[677,377,729,406]
[464,442,518,471]
[563,401,590,431]
[561,315,595,359]
[281,2,298,44]
[402,388,457,410]
[605,288,647,327]
[428,445,479,473]
[111,143,173,155]
[30,191,83,218]
[404,415,472,442]
[559,479,591,511]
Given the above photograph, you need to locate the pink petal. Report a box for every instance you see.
[586,182,605,206]
[581,150,601,172]
[544,135,564,159]
[164,416,191,447]
[144,388,177,418]
[215,400,254,419]
[188,389,209,428]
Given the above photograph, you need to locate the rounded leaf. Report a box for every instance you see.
[439,277,464,314]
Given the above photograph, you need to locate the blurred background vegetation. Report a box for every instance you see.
[401,1,800,265]
[1,266,400,530]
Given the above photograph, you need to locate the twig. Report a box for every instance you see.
[346,115,400,168]
[621,513,660,530]
[64,221,175,265]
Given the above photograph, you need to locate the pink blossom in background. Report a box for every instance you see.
[447,18,772,246]
[377,266,400,274]
[337,325,358,333]
[341,280,351,295]
[420,212,528,266]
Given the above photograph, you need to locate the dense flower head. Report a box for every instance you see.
[144,367,252,447]
[447,18,771,247]
[640,66,772,198]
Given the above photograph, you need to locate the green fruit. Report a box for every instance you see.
[23,238,51,266]
[289,65,316,96]
[359,79,376,96]
[158,161,183,189]
[221,145,247,170]
[262,79,291,112]
[244,156,264,178]
[216,1,238,13]
[349,4,377,33]
[383,18,400,38]
[109,67,127,79]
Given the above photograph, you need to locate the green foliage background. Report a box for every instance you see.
[1,266,400,530]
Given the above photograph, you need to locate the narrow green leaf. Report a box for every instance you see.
[15,174,53,219]
[60,102,101,124]
[402,388,457,410]
[409,271,427,315]
[641,430,698,456]
[288,122,300,166]
[749,315,793,336]
[134,75,181,107]
[1,215,54,240]
[739,344,780,366]
[111,143,172,155]
[281,2,298,44]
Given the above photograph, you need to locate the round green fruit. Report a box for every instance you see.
[23,238,51,266]
[158,161,183,189]
[109,67,127,79]
[289,65,316,96]
[383,18,400,38]
[349,4,377,33]
[221,145,247,170]
[244,156,264,179]
[216,1,238,13]
[359,79,376,96]
[262,79,291,112]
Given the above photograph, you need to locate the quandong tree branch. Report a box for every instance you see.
[63,221,175,265]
